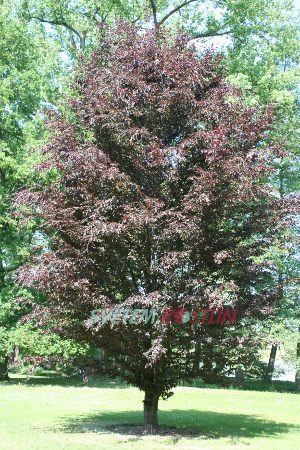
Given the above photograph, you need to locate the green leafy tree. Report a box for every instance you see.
[0,4,62,379]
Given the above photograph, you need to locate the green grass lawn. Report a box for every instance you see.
[0,375,299,449]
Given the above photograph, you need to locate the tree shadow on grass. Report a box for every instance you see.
[182,379,300,394]
[56,409,300,441]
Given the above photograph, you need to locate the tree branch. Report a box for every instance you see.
[149,0,158,29]
[28,15,83,47]
[127,261,141,294]
[83,7,107,26]
[188,29,233,40]
[159,0,199,26]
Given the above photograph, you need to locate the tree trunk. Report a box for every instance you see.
[0,356,9,381]
[99,349,105,373]
[295,327,300,391]
[235,367,245,387]
[263,344,277,382]
[263,256,282,383]
[143,390,159,433]
[11,346,19,365]
[0,257,9,381]
[193,341,201,376]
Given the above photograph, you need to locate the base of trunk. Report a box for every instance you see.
[143,391,159,433]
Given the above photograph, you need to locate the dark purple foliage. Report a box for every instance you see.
[16,24,294,430]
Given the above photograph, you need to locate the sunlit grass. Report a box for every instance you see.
[0,374,299,449]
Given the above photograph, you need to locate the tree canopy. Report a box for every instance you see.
[16,24,296,430]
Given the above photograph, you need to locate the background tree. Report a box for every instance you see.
[17,0,300,60]
[226,9,300,380]
[16,25,294,431]
[0,3,71,379]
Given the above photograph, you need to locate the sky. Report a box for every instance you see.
[294,0,300,8]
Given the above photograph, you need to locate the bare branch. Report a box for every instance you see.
[188,29,233,40]
[159,0,199,26]
[69,31,77,50]
[28,15,83,47]
[80,31,87,50]
[149,0,158,29]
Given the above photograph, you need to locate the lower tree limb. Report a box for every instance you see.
[143,390,159,433]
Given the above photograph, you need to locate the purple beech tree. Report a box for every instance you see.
[16,24,292,432]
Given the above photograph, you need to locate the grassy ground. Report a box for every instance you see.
[0,374,299,449]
